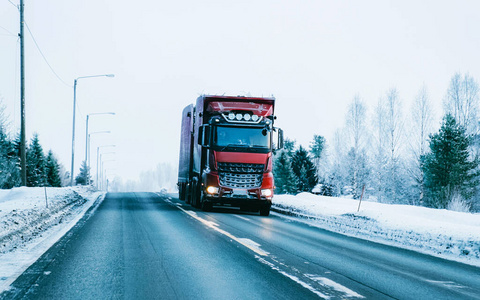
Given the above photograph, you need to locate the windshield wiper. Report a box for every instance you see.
[218,144,249,152]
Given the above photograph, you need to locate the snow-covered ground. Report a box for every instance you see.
[0,187,104,293]
[273,193,480,267]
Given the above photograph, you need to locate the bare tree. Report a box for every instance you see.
[371,96,388,202]
[370,88,405,203]
[406,85,435,205]
[345,95,369,198]
[444,73,480,136]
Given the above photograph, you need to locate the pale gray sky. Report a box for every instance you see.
[1,0,479,181]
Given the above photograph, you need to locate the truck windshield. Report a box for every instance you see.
[214,126,270,149]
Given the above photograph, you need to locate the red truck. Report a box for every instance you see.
[177,95,284,216]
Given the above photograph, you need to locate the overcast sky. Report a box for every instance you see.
[1,0,480,182]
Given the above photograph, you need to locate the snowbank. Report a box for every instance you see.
[0,186,104,293]
[273,193,480,267]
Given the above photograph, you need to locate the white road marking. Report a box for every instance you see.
[256,256,330,299]
[306,274,365,298]
[425,280,466,289]
[235,215,251,221]
[175,205,269,256]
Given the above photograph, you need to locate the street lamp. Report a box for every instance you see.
[85,112,115,167]
[70,74,114,186]
[86,131,110,185]
[87,131,110,168]
[96,145,115,189]
[101,160,116,190]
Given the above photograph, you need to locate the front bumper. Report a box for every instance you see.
[202,171,273,207]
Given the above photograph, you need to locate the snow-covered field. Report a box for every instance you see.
[0,187,104,293]
[273,193,480,267]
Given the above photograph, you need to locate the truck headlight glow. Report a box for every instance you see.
[244,113,251,121]
[236,113,243,121]
[206,186,219,194]
[252,114,259,122]
[261,189,273,197]
[228,113,235,120]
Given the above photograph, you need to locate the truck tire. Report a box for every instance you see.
[259,206,270,216]
[185,184,191,204]
[192,180,202,209]
[201,198,212,212]
[178,183,186,201]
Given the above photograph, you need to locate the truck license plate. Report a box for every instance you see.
[232,189,247,197]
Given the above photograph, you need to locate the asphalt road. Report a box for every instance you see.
[3,192,480,299]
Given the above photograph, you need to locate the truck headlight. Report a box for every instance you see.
[206,186,219,194]
[261,189,273,197]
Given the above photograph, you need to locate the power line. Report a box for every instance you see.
[24,20,72,88]
[7,0,18,9]
[0,24,16,36]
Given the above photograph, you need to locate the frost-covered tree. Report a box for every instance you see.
[26,133,46,187]
[327,129,348,196]
[0,100,20,188]
[345,96,369,198]
[346,148,370,199]
[309,134,328,189]
[45,150,62,187]
[309,135,325,168]
[405,85,435,205]
[422,114,478,209]
[291,146,317,192]
[273,150,298,194]
[444,73,479,137]
[371,97,389,202]
[283,138,296,158]
[75,160,91,186]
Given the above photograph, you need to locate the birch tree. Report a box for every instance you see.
[406,85,434,205]
[345,95,370,198]
[444,73,480,137]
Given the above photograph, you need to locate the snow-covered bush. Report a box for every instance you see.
[447,193,471,213]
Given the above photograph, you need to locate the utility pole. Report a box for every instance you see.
[19,0,27,186]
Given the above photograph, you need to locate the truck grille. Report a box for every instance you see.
[218,163,265,189]
[219,173,263,189]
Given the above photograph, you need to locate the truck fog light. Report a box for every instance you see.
[261,189,273,197]
[206,186,219,194]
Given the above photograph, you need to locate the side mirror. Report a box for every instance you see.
[272,127,284,150]
[199,125,211,147]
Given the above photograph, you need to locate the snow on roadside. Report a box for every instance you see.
[273,193,480,267]
[0,186,104,293]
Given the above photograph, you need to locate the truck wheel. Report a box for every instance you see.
[192,180,202,208]
[179,183,186,201]
[201,199,212,212]
[185,184,191,204]
[259,206,270,216]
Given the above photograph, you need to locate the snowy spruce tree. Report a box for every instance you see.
[26,133,46,187]
[75,160,91,186]
[273,150,298,194]
[0,100,20,188]
[45,150,62,187]
[422,114,479,210]
[291,146,317,192]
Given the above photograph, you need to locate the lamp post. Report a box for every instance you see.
[101,160,115,190]
[70,74,114,186]
[96,146,115,189]
[85,112,115,167]
[86,131,110,185]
